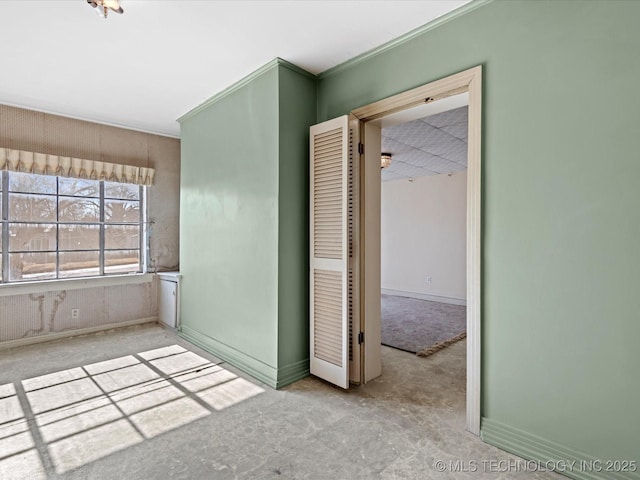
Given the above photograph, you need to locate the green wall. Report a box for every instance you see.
[179,59,316,388]
[178,1,639,474]
[277,67,316,380]
[317,0,640,475]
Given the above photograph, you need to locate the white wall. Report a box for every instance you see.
[381,171,466,303]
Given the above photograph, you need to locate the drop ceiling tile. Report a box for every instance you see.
[383,120,441,148]
[398,149,440,167]
[427,137,467,163]
[417,155,460,173]
[399,150,439,167]
[446,162,468,173]
[381,105,469,181]
[382,145,455,173]
[423,106,468,128]
[416,126,461,151]
[391,161,430,176]
[439,123,468,141]
[381,137,416,154]
[389,160,442,179]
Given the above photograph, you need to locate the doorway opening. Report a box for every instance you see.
[353,66,482,434]
[308,66,481,434]
[376,93,468,357]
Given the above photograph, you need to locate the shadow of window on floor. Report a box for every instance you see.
[0,345,264,477]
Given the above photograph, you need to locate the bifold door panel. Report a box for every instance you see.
[310,116,361,389]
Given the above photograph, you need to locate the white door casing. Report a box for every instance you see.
[348,115,362,385]
[362,122,382,382]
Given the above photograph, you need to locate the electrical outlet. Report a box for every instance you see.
[71,308,80,319]
[427,276,433,284]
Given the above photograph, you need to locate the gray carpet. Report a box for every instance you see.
[381,294,466,355]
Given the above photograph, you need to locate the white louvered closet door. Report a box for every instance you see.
[310,115,352,389]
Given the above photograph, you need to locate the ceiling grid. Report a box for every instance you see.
[381,106,468,182]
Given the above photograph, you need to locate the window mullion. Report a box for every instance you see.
[1,171,9,283]
[56,176,60,279]
[99,181,105,275]
[139,185,144,273]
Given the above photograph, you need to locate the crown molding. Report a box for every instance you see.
[178,58,315,124]
[318,0,494,80]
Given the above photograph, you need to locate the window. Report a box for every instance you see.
[0,171,145,283]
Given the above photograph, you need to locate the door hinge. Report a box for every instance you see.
[358,142,364,155]
[358,332,364,344]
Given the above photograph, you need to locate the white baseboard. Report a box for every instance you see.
[0,316,158,351]
[381,288,467,306]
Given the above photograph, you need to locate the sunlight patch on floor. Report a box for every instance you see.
[0,383,45,480]
[0,449,46,480]
[0,344,264,476]
[129,396,209,438]
[47,418,143,473]
[197,377,265,411]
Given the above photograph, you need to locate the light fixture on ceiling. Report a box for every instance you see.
[88,0,124,19]
[381,153,392,169]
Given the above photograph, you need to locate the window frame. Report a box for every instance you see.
[0,170,147,283]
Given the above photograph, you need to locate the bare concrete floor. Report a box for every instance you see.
[0,324,563,479]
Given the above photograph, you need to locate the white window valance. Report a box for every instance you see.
[0,148,155,186]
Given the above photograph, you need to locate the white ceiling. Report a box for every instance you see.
[381,95,468,182]
[0,0,469,138]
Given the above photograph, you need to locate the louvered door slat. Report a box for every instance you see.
[310,116,350,388]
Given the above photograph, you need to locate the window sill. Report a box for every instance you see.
[0,273,154,297]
